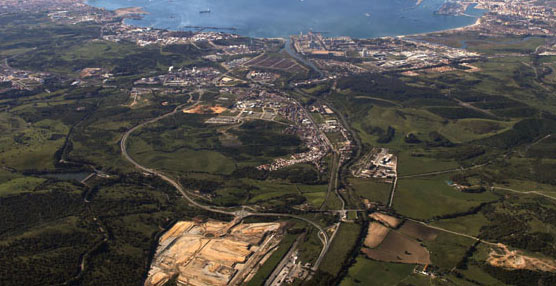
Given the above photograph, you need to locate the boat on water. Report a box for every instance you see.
[199,9,211,14]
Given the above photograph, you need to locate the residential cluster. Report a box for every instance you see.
[259,98,331,171]
[202,85,331,171]
[309,103,354,164]
[467,0,556,36]
[47,8,115,25]
[0,0,87,14]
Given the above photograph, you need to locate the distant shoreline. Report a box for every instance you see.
[401,16,482,39]
[86,0,486,41]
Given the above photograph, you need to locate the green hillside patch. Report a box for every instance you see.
[348,178,392,205]
[0,176,47,197]
[351,105,509,149]
[134,148,236,175]
[396,150,459,176]
[428,106,493,120]
[441,118,514,141]
[341,257,414,286]
[431,213,490,237]
[424,231,476,269]
[393,175,498,220]
[0,116,69,171]
[320,223,362,276]
[303,192,327,208]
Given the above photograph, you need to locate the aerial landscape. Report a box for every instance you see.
[0,0,555,285]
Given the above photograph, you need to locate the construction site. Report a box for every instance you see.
[487,243,556,273]
[145,220,284,286]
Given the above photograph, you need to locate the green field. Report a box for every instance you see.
[348,178,392,205]
[341,257,414,286]
[320,223,362,276]
[424,231,476,269]
[0,176,46,197]
[396,150,460,176]
[431,213,489,237]
[303,192,327,207]
[0,114,69,171]
[393,175,499,220]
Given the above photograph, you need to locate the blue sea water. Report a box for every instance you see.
[87,0,485,38]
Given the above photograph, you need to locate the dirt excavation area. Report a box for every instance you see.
[487,243,556,273]
[183,105,228,114]
[145,220,284,286]
[362,214,437,265]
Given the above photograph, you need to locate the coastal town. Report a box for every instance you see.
[1,1,556,286]
[0,0,555,91]
[439,0,556,35]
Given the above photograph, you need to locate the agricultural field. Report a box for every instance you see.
[340,258,415,286]
[348,178,392,205]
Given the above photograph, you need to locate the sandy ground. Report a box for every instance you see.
[160,221,195,243]
[401,71,419,76]
[370,213,402,228]
[184,105,228,114]
[460,63,481,73]
[114,7,148,17]
[364,222,390,248]
[487,243,556,272]
[145,220,282,286]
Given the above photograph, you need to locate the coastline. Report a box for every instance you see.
[401,16,482,39]
[85,0,487,41]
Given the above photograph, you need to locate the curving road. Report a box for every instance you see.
[120,93,235,217]
[119,91,331,271]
